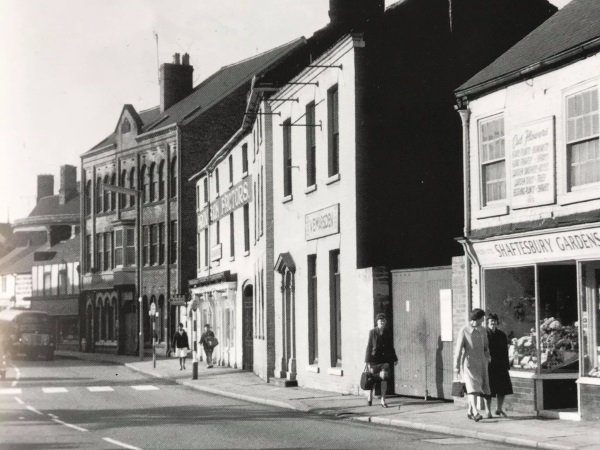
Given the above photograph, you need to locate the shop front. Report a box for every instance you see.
[469,224,600,420]
[189,271,239,369]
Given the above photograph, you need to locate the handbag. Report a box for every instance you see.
[360,365,375,391]
[451,380,466,397]
[205,336,219,348]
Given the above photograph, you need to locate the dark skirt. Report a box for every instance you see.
[488,363,513,396]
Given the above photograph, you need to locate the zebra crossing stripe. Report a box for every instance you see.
[0,388,22,395]
[87,386,114,392]
[42,387,68,393]
[131,385,159,391]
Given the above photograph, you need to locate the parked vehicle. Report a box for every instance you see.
[0,310,55,360]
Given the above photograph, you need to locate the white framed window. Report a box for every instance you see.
[479,116,506,206]
[566,87,599,190]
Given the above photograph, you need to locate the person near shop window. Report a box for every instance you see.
[454,308,491,422]
[364,313,398,408]
[200,324,217,369]
[172,323,190,371]
[484,313,513,418]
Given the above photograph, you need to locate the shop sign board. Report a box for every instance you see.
[15,274,32,299]
[197,207,209,231]
[473,225,600,266]
[209,175,252,224]
[509,117,555,209]
[305,204,340,241]
[211,243,222,262]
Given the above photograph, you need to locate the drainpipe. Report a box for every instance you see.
[456,101,475,316]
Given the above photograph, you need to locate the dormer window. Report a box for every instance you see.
[121,118,132,134]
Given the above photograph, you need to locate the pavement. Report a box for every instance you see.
[56,350,600,450]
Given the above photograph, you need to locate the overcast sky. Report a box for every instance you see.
[0,0,569,222]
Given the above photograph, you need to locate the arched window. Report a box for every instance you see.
[85,180,92,215]
[143,296,150,344]
[95,177,102,213]
[158,295,165,342]
[170,156,177,198]
[108,298,115,341]
[98,301,104,341]
[158,160,165,200]
[149,163,156,202]
[110,173,116,211]
[140,165,147,203]
[103,175,110,212]
[104,298,110,341]
[120,169,127,209]
[121,118,131,133]
[129,167,136,207]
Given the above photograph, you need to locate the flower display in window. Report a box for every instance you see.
[509,329,538,370]
[539,317,578,371]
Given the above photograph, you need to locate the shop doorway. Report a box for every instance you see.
[121,301,137,356]
[242,284,254,371]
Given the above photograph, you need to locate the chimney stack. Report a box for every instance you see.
[159,52,194,113]
[37,174,54,203]
[59,165,78,205]
[328,0,384,27]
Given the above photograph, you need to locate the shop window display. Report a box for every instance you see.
[484,267,536,371]
[582,266,600,378]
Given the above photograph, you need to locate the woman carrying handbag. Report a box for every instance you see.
[364,313,398,408]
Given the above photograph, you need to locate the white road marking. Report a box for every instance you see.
[14,396,24,404]
[0,388,22,395]
[87,386,114,392]
[51,417,88,432]
[103,437,142,450]
[11,364,20,387]
[26,405,44,416]
[42,387,68,393]
[131,385,158,391]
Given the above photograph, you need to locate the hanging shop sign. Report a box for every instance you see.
[509,116,555,209]
[198,207,209,231]
[15,274,32,299]
[305,204,340,241]
[472,225,600,266]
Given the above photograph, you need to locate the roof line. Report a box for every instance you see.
[219,37,305,70]
[456,36,600,99]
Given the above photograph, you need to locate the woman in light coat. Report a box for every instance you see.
[454,308,491,422]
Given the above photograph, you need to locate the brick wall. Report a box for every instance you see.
[503,377,537,414]
[580,383,600,420]
[452,256,467,346]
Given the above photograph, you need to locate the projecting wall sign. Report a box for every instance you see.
[305,204,340,241]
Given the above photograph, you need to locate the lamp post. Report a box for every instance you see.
[101,181,144,360]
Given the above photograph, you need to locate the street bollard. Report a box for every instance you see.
[192,361,198,380]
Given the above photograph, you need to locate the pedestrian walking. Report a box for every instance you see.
[199,324,217,368]
[454,308,491,422]
[172,323,190,370]
[484,313,513,418]
[364,313,398,408]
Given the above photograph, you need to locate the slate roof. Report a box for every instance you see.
[457,0,600,97]
[86,38,304,154]
[0,244,45,275]
[33,237,79,264]
[26,195,80,218]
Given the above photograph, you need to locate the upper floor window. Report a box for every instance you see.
[149,163,156,202]
[121,118,131,133]
[110,173,116,211]
[170,220,177,264]
[283,119,292,197]
[567,88,599,189]
[119,169,127,209]
[103,175,111,212]
[480,116,506,206]
[242,143,249,174]
[306,102,316,187]
[95,177,102,213]
[328,85,339,177]
[140,165,148,203]
[58,270,68,296]
[170,156,177,198]
[203,177,208,205]
[85,180,92,216]
[129,167,136,207]
[229,155,234,185]
[158,160,166,200]
[215,168,220,196]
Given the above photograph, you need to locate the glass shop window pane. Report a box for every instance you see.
[582,266,600,378]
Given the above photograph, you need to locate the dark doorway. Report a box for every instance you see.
[242,284,254,371]
[121,301,137,355]
[86,304,93,352]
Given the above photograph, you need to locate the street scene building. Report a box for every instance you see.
[455,0,600,420]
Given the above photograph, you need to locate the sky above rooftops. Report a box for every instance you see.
[0,0,569,222]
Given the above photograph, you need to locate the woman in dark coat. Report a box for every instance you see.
[364,313,398,408]
[484,313,513,418]
[171,323,190,370]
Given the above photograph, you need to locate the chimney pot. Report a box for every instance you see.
[37,174,54,203]
[173,53,181,64]
[182,53,190,66]
[159,54,194,113]
[59,165,78,205]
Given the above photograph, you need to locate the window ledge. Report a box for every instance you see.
[558,185,600,206]
[576,377,600,386]
[244,250,250,257]
[228,182,233,188]
[325,173,340,185]
[474,204,509,219]
[305,185,317,195]
[282,194,293,204]
[229,256,235,262]
[242,171,249,179]
[328,367,343,377]
[306,365,320,374]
